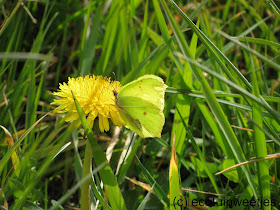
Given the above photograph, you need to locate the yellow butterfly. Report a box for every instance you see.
[114,75,167,138]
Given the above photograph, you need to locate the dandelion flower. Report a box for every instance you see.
[51,75,125,132]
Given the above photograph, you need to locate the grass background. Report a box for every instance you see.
[1,0,280,209]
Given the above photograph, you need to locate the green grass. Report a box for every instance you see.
[1,0,280,209]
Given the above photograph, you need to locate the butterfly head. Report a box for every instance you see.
[113,89,118,97]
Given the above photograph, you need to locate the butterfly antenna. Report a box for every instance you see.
[105,73,119,98]
[98,76,117,104]
[111,72,120,93]
[112,72,117,81]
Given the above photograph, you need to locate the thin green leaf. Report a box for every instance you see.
[135,155,169,207]
[72,92,127,210]
[136,183,156,210]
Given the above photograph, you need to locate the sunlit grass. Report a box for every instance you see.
[1,0,280,209]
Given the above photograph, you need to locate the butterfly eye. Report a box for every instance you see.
[113,90,118,96]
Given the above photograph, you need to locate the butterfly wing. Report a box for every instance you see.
[118,75,166,110]
[118,97,164,137]
[117,75,167,138]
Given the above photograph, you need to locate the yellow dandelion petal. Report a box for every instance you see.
[99,115,110,132]
[64,112,79,122]
[52,75,125,132]
[87,118,94,129]
[110,106,125,126]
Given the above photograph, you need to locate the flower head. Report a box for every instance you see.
[51,75,125,132]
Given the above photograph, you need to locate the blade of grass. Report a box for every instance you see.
[153,0,194,158]
[267,0,280,19]
[217,29,280,72]
[238,0,272,35]
[72,92,127,210]
[0,12,23,80]
[195,98,232,158]
[135,155,169,207]
[169,135,180,210]
[152,0,184,74]
[79,1,100,75]
[80,139,93,210]
[171,19,199,157]
[0,111,51,175]
[121,42,167,84]
[96,1,125,75]
[236,37,280,50]
[12,128,72,209]
[160,0,258,198]
[71,130,105,206]
[0,0,23,37]
[49,161,107,210]
[0,52,57,62]
[249,44,271,208]
[177,54,280,124]
[0,126,20,176]
[136,183,156,210]
[168,0,252,90]
[176,107,221,195]
[138,0,149,62]
[116,136,143,183]
[24,2,55,148]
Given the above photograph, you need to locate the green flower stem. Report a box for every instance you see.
[72,91,127,209]
[80,139,93,210]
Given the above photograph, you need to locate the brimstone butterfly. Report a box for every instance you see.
[113,75,167,138]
